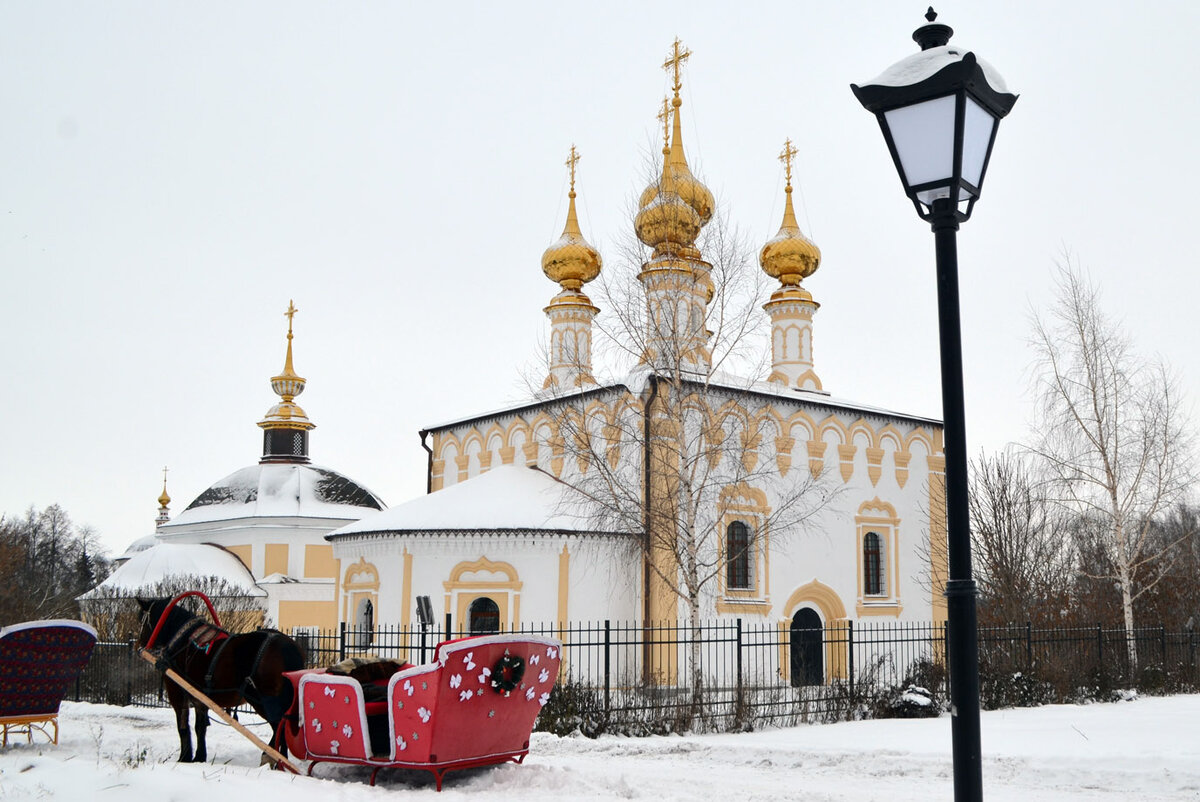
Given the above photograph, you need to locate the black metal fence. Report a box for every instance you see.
[74,620,1200,733]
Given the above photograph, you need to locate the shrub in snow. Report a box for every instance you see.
[876,685,939,719]
[980,670,1056,710]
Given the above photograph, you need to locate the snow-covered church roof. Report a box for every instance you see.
[328,465,634,539]
[161,462,384,528]
[78,543,265,599]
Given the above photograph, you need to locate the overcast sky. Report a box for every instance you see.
[2,1,1197,558]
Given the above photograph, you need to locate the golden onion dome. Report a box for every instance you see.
[542,148,602,291]
[639,96,714,227]
[760,140,820,286]
[157,486,171,509]
[635,174,701,251]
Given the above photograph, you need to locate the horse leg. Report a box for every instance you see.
[193,703,209,764]
[174,703,193,763]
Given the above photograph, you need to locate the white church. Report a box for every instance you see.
[89,43,948,686]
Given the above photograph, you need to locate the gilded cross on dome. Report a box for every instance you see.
[656,97,671,149]
[285,300,298,334]
[662,38,691,96]
[779,138,799,188]
[565,145,579,194]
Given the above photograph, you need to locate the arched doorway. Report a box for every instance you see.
[468,596,500,634]
[355,598,374,649]
[790,608,823,686]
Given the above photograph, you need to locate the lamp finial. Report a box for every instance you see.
[913,8,953,50]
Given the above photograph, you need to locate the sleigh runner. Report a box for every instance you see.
[282,634,563,790]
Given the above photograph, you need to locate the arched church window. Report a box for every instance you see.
[863,532,884,596]
[726,521,752,590]
[468,596,500,634]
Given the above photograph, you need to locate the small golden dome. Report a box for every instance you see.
[760,140,820,286]
[158,487,171,508]
[542,146,602,291]
[259,301,316,432]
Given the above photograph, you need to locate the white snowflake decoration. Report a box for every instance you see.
[310,718,322,733]
[539,692,550,707]
[329,740,340,755]
[530,654,541,665]
[459,690,473,702]
[342,724,353,738]
[323,686,335,698]
[418,706,431,723]
[539,668,550,684]
[449,673,462,688]
[463,651,476,670]
[525,687,535,701]
[478,666,492,684]
[396,735,407,751]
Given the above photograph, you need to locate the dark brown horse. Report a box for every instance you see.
[136,596,304,764]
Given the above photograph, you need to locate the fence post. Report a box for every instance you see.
[445,612,452,643]
[1161,626,1167,666]
[603,620,611,716]
[847,620,854,699]
[1025,621,1033,671]
[126,638,135,706]
[338,621,346,662]
[735,618,743,706]
[1096,623,1103,682]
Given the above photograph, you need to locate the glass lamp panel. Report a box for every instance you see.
[883,94,956,189]
[961,95,997,188]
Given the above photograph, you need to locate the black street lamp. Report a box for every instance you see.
[852,9,1017,802]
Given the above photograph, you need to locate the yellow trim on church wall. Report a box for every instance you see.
[264,544,288,577]
[894,450,912,488]
[927,455,949,623]
[716,484,771,616]
[225,544,252,572]
[342,558,380,625]
[837,443,856,482]
[865,447,884,487]
[443,557,523,631]
[855,498,903,618]
[557,545,570,626]
[278,601,338,632]
[778,580,849,684]
[303,545,338,579]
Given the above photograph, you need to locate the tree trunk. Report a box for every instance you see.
[1121,577,1138,677]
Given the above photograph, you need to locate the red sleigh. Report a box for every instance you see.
[281,634,562,790]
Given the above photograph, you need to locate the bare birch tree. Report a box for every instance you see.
[1029,264,1195,670]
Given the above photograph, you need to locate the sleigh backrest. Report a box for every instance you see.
[385,634,562,764]
[0,620,97,718]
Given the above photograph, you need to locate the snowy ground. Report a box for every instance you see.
[1,697,1198,800]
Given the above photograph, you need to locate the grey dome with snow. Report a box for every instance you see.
[163,462,384,527]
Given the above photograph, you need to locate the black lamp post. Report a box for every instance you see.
[852,9,1016,802]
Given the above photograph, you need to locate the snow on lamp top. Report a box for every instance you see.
[851,8,1016,120]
